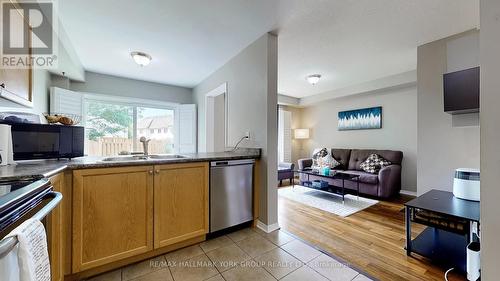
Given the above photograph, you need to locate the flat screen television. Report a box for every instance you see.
[443,67,480,114]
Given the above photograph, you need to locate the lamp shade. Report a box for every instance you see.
[294,128,310,139]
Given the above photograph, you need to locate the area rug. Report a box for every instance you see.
[278,185,379,217]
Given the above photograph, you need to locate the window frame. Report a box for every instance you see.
[278,108,292,163]
[81,92,180,154]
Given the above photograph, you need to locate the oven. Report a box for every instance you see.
[0,178,62,258]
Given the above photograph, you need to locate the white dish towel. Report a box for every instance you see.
[0,219,51,281]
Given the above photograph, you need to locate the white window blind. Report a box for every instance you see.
[278,109,292,163]
[49,87,83,116]
[178,104,197,153]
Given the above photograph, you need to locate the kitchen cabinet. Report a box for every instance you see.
[72,166,154,272]
[46,173,64,281]
[154,162,209,248]
[0,5,32,107]
[71,162,209,273]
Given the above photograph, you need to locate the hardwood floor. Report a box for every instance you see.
[277,185,466,281]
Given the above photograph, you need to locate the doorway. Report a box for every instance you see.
[205,83,228,152]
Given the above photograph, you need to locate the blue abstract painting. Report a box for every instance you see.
[338,107,382,131]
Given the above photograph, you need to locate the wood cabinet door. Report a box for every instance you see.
[154,162,209,248]
[0,4,32,107]
[46,173,64,281]
[72,166,154,272]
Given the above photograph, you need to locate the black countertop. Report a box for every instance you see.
[0,148,261,181]
[405,189,480,221]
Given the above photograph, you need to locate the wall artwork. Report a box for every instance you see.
[338,106,382,131]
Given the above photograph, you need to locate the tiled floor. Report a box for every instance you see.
[87,228,373,281]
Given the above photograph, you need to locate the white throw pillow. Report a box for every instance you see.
[321,153,341,169]
[312,148,328,169]
[311,148,341,169]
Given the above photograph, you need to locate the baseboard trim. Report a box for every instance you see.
[400,190,417,196]
[256,221,280,233]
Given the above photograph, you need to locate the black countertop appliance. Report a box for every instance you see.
[0,122,84,160]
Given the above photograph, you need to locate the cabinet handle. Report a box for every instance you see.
[148,170,153,175]
[155,170,160,174]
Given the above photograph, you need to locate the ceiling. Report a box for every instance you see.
[59,0,279,88]
[59,0,479,98]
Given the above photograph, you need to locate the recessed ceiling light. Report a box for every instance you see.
[131,51,152,66]
[306,74,322,85]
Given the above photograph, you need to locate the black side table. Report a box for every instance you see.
[405,189,480,273]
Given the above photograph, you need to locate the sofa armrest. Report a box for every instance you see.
[378,165,401,198]
[297,158,313,170]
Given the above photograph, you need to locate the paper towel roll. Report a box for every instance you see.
[467,242,480,281]
[0,124,14,166]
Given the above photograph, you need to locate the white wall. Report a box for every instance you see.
[480,0,500,278]
[213,94,226,151]
[301,85,417,192]
[205,94,226,152]
[70,71,192,104]
[31,70,51,115]
[193,33,278,226]
[51,23,86,82]
[417,29,480,196]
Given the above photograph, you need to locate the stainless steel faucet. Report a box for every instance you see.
[139,137,151,156]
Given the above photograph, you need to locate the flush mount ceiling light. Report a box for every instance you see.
[306,74,322,85]
[131,51,152,66]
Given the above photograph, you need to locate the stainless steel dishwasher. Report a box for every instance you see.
[210,159,254,233]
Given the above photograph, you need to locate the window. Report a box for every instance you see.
[84,99,176,156]
[278,109,292,163]
[85,101,134,156]
[136,107,175,154]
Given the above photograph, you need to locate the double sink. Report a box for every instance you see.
[100,154,188,162]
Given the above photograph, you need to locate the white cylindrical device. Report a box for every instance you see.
[453,168,480,201]
[467,242,480,281]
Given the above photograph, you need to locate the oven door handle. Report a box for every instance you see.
[32,191,62,221]
[0,191,62,258]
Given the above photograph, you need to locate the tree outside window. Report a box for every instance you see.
[84,101,175,156]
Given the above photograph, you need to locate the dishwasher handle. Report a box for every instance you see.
[211,159,255,167]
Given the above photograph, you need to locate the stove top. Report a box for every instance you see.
[0,179,36,196]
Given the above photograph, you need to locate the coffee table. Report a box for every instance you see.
[294,169,360,203]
